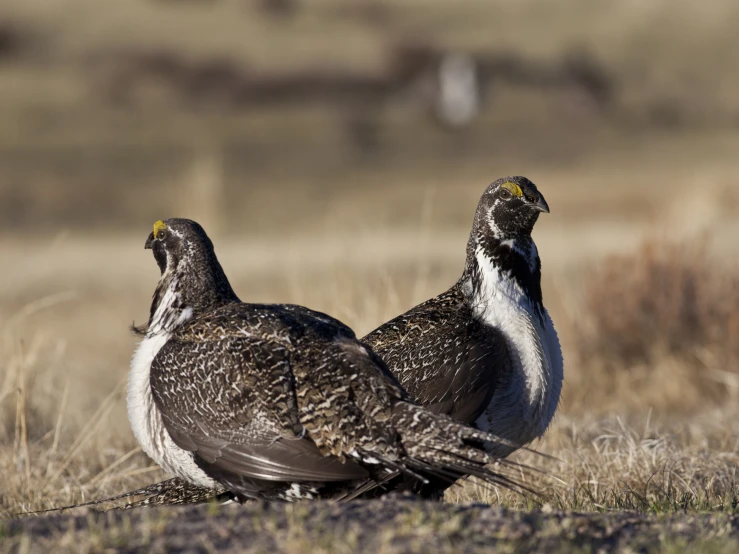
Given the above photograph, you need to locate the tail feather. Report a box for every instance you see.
[404,456,537,497]
[355,449,430,484]
[11,478,229,517]
[391,402,539,494]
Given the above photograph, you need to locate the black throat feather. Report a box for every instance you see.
[462,229,544,314]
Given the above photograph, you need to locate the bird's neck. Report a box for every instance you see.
[463,234,562,437]
[462,233,543,312]
[146,262,239,336]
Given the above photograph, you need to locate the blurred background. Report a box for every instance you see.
[2,0,739,513]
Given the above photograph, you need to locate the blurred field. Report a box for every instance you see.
[1,0,739,232]
[1,1,739,552]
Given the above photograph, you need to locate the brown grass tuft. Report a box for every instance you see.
[567,237,739,412]
[450,411,739,513]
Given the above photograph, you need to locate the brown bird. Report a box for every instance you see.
[362,176,563,497]
[126,218,526,501]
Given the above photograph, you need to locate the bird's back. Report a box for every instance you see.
[150,301,415,498]
[362,282,510,426]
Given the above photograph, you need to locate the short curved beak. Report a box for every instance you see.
[145,232,155,249]
[532,194,550,214]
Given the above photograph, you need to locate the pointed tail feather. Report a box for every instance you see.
[11,478,228,518]
[391,402,542,495]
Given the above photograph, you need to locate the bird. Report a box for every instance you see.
[126,218,528,502]
[362,176,563,495]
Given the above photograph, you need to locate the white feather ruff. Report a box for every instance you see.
[127,283,216,488]
[470,246,563,452]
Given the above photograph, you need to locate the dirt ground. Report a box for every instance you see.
[5,500,739,554]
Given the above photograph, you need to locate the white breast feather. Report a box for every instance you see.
[127,286,216,488]
[471,246,563,450]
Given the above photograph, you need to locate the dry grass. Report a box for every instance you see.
[2,232,739,521]
[563,238,739,415]
[0,311,155,517]
[575,238,739,370]
[453,410,739,513]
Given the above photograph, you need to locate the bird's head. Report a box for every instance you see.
[145,218,215,275]
[139,218,238,335]
[473,176,549,241]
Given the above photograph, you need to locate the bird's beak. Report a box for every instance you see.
[145,232,155,249]
[532,194,550,214]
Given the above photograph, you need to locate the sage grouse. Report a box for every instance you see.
[127,218,524,502]
[364,177,563,468]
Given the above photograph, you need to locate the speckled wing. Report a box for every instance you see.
[250,304,410,461]
[150,306,373,487]
[362,285,510,425]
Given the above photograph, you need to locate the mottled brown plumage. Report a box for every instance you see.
[128,218,525,502]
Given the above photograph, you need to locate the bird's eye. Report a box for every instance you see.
[157,230,167,240]
[499,189,512,200]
